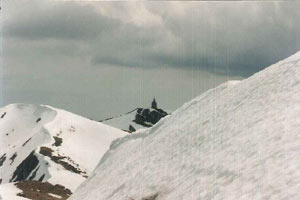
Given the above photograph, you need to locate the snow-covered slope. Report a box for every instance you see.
[0,183,27,200]
[71,51,300,200]
[100,109,147,132]
[0,104,126,197]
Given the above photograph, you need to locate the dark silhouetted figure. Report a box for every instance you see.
[151,98,157,109]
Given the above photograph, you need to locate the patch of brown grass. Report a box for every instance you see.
[53,136,63,147]
[39,147,84,175]
[16,180,72,200]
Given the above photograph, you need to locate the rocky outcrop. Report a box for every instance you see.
[100,98,169,133]
[128,125,136,132]
[133,107,168,127]
[0,154,7,167]
[133,98,168,128]
[10,151,39,182]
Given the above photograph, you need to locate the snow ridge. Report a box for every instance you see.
[71,51,300,200]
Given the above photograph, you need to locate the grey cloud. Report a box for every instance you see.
[4,1,300,76]
[2,1,300,118]
[3,1,119,40]
[157,2,300,76]
[90,2,300,76]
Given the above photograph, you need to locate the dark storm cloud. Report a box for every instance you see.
[4,1,300,77]
[147,2,300,76]
[91,2,300,76]
[3,1,119,40]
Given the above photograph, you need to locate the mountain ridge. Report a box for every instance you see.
[0,104,126,199]
[70,51,300,200]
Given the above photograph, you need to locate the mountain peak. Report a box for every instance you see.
[0,103,126,197]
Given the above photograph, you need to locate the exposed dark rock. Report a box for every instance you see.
[122,129,132,133]
[22,137,32,147]
[129,125,136,132]
[53,136,63,147]
[134,113,148,126]
[98,116,114,122]
[137,108,143,114]
[39,147,83,175]
[142,193,159,200]
[10,151,39,182]
[39,174,45,181]
[100,100,168,132]
[29,166,40,180]
[9,152,17,165]
[142,108,149,116]
[134,107,168,128]
[39,146,54,157]
[1,112,7,119]
[16,180,72,200]
[36,118,41,123]
[0,153,6,167]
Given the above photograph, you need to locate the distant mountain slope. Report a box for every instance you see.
[71,51,300,200]
[0,104,126,199]
[101,99,169,133]
[0,183,26,200]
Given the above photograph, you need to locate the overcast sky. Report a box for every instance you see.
[1,0,300,119]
